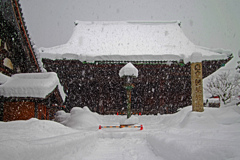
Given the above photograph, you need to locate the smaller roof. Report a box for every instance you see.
[119,63,138,78]
[0,72,66,101]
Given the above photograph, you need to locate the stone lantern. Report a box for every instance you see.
[119,63,138,118]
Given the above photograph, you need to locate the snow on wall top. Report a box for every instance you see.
[0,73,10,84]
[119,63,138,78]
[39,21,228,63]
[0,72,66,101]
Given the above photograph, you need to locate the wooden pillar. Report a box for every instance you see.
[191,53,204,112]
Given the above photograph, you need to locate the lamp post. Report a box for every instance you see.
[119,63,138,119]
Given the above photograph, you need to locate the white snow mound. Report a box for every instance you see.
[55,106,100,129]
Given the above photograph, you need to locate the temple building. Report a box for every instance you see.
[40,21,232,114]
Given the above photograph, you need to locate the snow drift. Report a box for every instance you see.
[55,106,100,130]
[1,104,240,160]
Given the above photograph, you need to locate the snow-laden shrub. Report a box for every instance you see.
[204,71,240,104]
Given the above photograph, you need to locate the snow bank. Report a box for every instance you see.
[55,106,100,130]
[0,118,97,160]
[139,105,240,130]
[146,105,240,160]
[39,21,228,63]
[0,118,77,140]
[147,132,240,160]
[0,72,66,101]
[1,104,240,159]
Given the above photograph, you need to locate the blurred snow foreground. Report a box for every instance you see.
[1,104,240,160]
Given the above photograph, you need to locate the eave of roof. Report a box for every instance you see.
[0,72,66,101]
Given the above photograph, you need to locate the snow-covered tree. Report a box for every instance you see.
[236,49,240,73]
[204,71,240,104]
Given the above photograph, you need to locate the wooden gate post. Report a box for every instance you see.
[191,53,204,112]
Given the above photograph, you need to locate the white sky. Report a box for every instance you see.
[20,0,240,55]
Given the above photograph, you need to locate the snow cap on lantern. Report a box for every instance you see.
[191,52,202,63]
[119,63,138,78]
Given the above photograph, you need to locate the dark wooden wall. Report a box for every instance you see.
[3,101,35,121]
[42,58,231,115]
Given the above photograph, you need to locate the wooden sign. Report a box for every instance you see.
[191,62,204,112]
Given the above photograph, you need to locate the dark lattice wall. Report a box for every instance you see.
[42,58,231,115]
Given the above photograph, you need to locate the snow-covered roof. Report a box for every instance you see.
[39,21,228,63]
[0,72,66,101]
[191,52,203,63]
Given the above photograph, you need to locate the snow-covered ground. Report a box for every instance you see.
[1,103,240,160]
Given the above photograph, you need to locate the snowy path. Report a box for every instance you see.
[82,131,159,160]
